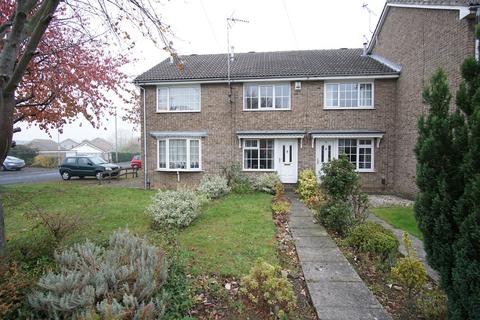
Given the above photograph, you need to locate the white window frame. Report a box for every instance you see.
[323,81,374,110]
[242,139,275,171]
[156,85,201,113]
[337,138,375,172]
[243,83,291,111]
[156,138,202,171]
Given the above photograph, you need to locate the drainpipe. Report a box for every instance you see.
[140,86,148,190]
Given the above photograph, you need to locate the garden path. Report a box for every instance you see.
[286,193,391,320]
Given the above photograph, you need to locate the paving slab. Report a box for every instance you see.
[285,192,392,320]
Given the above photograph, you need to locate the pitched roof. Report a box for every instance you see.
[135,49,399,83]
[88,138,114,152]
[27,139,62,151]
[387,0,479,5]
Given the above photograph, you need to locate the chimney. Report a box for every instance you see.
[230,46,235,61]
[362,42,368,56]
[169,56,174,64]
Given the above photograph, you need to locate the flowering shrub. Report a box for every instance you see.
[197,174,230,199]
[253,173,281,194]
[240,259,296,317]
[272,200,291,216]
[296,169,319,202]
[28,229,167,319]
[147,189,202,228]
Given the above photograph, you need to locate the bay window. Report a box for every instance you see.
[338,138,374,171]
[243,139,274,170]
[325,82,373,108]
[244,83,291,110]
[156,85,201,112]
[157,138,201,171]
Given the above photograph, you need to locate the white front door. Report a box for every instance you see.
[276,139,298,183]
[316,139,338,180]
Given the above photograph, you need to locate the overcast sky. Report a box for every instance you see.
[15,0,386,144]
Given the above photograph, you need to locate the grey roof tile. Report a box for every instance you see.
[388,0,480,5]
[135,49,398,83]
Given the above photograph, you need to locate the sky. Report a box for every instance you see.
[15,0,386,144]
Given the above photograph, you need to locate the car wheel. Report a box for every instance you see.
[61,171,71,180]
[96,172,104,180]
[79,176,84,179]
[1,165,6,171]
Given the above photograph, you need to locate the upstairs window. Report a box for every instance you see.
[244,83,291,110]
[325,82,373,108]
[156,86,201,112]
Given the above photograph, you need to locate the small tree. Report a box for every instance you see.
[416,64,480,318]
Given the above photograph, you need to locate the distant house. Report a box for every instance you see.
[27,139,64,157]
[66,139,113,161]
[59,139,78,150]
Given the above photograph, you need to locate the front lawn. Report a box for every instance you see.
[371,207,423,240]
[2,182,277,277]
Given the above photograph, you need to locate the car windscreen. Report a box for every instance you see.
[90,157,108,165]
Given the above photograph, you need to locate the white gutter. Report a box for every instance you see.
[135,74,399,86]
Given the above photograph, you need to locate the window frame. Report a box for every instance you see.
[242,138,275,171]
[156,138,202,171]
[323,81,374,110]
[156,85,201,113]
[337,138,375,172]
[243,83,291,111]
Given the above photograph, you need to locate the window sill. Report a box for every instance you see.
[242,169,276,172]
[155,169,203,172]
[156,110,201,113]
[323,107,375,110]
[243,108,291,112]
[356,169,375,173]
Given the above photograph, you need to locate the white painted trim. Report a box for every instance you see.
[242,82,292,111]
[369,54,402,72]
[241,138,276,171]
[323,81,374,109]
[367,3,471,54]
[156,84,201,113]
[310,133,384,139]
[138,74,399,86]
[237,134,305,141]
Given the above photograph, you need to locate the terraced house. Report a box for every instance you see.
[135,0,478,197]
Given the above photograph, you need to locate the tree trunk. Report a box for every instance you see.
[0,92,15,258]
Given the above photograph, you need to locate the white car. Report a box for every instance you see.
[2,156,26,171]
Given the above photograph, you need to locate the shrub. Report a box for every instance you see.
[26,207,81,244]
[147,189,202,229]
[8,145,38,165]
[314,200,353,235]
[271,200,291,216]
[221,163,252,193]
[197,174,230,199]
[32,155,58,168]
[253,173,281,194]
[321,155,359,201]
[345,222,399,264]
[0,263,31,320]
[240,259,296,317]
[297,169,318,201]
[417,289,447,320]
[391,233,428,318]
[28,229,167,319]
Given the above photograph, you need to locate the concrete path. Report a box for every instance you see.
[368,214,439,282]
[286,193,391,320]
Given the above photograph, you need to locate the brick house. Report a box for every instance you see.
[135,0,477,197]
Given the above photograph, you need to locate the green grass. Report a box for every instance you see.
[2,183,277,277]
[371,207,423,240]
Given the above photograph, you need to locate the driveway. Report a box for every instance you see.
[0,162,132,186]
[0,167,60,185]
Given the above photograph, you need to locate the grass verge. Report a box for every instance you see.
[371,207,423,240]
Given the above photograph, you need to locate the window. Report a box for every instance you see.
[243,139,274,170]
[325,82,373,108]
[338,138,374,171]
[156,138,201,171]
[156,86,200,112]
[244,83,291,110]
[78,158,90,166]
